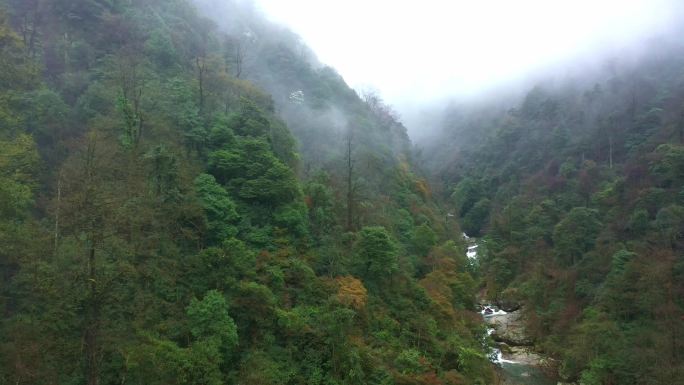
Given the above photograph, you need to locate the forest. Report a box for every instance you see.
[0,0,492,384]
[422,32,684,384]
[1,0,683,385]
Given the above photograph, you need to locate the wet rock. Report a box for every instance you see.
[506,346,547,366]
[486,310,533,346]
[498,342,513,354]
[496,299,521,313]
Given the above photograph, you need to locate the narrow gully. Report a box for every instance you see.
[466,235,558,385]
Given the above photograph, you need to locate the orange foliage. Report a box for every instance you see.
[398,159,411,175]
[442,370,466,385]
[419,271,456,320]
[335,276,368,310]
[424,248,459,272]
[303,195,313,208]
[414,178,432,200]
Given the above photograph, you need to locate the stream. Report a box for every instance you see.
[465,234,558,385]
[482,310,556,385]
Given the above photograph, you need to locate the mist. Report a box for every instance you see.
[253,0,684,140]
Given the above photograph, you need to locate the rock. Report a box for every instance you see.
[496,299,521,313]
[486,310,533,346]
[498,342,513,354]
[506,346,546,366]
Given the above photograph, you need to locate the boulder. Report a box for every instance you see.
[486,310,533,346]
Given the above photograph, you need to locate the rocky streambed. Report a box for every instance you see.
[466,234,560,384]
[482,307,558,385]
[483,307,581,385]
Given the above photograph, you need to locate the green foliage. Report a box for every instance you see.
[209,137,301,205]
[655,204,684,248]
[303,179,335,239]
[230,98,271,137]
[146,30,179,68]
[579,357,615,385]
[353,226,399,284]
[451,177,483,218]
[194,173,239,244]
[609,249,636,275]
[146,144,181,201]
[0,133,38,218]
[395,349,427,375]
[0,11,37,95]
[0,1,494,384]
[273,201,309,238]
[424,39,684,383]
[462,198,490,236]
[627,207,650,235]
[552,207,602,265]
[185,239,256,294]
[410,223,437,256]
[128,335,227,385]
[187,290,238,349]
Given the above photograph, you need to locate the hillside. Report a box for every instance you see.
[0,1,492,385]
[422,34,684,384]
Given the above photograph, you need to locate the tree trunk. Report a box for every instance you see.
[235,43,243,79]
[54,175,61,256]
[196,56,205,114]
[85,242,100,385]
[345,132,354,231]
[609,133,613,169]
[679,109,684,143]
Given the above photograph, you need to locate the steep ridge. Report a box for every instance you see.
[0,1,493,384]
[423,33,684,384]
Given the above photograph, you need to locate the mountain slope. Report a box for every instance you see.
[423,34,684,384]
[0,1,491,384]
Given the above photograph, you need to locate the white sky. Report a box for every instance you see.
[253,0,681,105]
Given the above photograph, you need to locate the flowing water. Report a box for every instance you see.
[466,235,557,385]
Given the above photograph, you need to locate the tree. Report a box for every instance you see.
[410,223,437,257]
[652,144,684,187]
[187,290,238,350]
[209,137,300,206]
[0,1,502,383]
[335,276,368,310]
[462,198,490,237]
[345,128,358,231]
[552,207,602,265]
[0,133,38,337]
[54,131,128,385]
[194,173,239,245]
[303,178,335,241]
[109,51,153,149]
[451,177,483,219]
[0,133,38,220]
[145,145,180,202]
[655,205,684,250]
[0,10,39,129]
[353,226,398,284]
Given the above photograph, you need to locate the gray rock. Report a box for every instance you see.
[486,310,534,346]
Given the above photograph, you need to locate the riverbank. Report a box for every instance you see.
[466,234,559,384]
[483,308,558,385]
